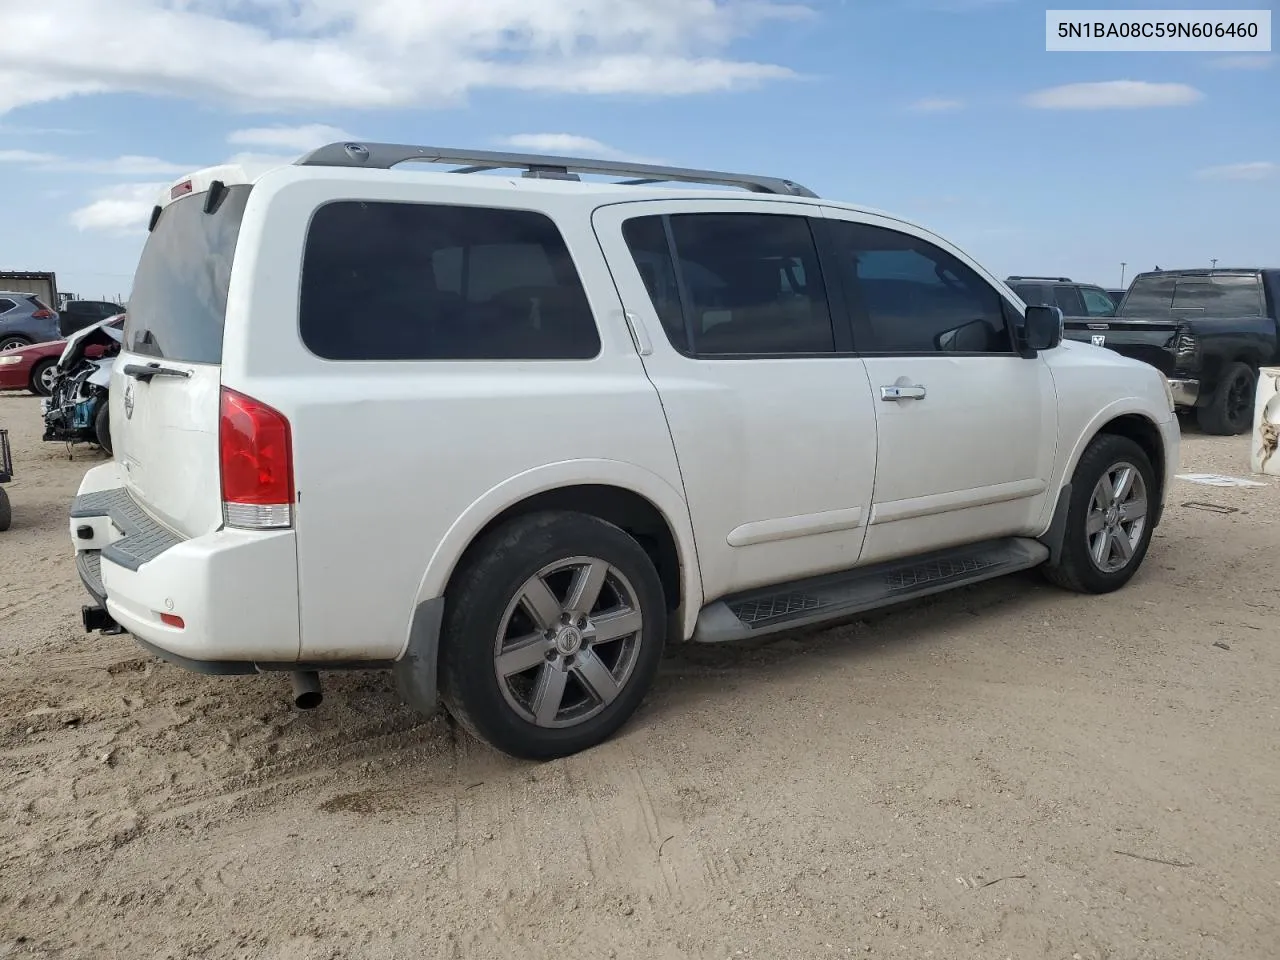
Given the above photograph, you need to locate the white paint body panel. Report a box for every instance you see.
[69,162,1179,667]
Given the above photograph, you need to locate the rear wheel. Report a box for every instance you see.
[94,401,112,456]
[1043,434,1157,594]
[438,511,667,760]
[28,358,57,396]
[1197,361,1256,436]
[0,488,10,532]
[0,336,30,353]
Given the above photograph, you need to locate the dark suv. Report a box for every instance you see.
[0,293,61,352]
[59,299,125,337]
[1006,276,1119,321]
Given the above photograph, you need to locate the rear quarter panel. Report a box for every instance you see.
[225,173,697,661]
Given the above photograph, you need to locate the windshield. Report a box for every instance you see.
[124,184,251,364]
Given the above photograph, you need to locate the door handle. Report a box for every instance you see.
[880,384,926,401]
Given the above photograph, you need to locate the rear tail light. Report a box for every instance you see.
[219,386,294,529]
[32,308,55,319]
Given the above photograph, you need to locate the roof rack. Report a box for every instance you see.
[1006,275,1073,283]
[294,142,819,199]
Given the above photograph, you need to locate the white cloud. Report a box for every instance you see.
[908,97,964,113]
[70,182,167,233]
[0,149,62,164]
[0,150,190,175]
[228,123,354,153]
[1023,80,1203,110]
[0,0,809,115]
[494,134,657,163]
[1196,161,1277,182]
[1207,54,1275,70]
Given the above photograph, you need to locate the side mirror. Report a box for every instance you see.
[1021,304,1063,353]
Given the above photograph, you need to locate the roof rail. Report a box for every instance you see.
[294,142,819,199]
[1006,275,1073,283]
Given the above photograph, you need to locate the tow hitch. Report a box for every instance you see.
[82,605,124,635]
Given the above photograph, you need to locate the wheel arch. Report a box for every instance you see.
[407,460,703,655]
[1046,405,1169,556]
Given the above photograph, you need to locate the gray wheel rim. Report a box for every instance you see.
[0,339,23,352]
[494,555,644,729]
[38,364,56,392]
[1086,461,1148,574]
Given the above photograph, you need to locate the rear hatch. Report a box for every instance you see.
[1062,318,1183,376]
[111,180,252,538]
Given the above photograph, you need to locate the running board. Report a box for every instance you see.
[691,537,1049,644]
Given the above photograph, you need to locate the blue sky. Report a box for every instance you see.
[0,0,1274,300]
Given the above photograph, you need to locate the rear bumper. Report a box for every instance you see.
[1168,378,1200,408]
[70,462,302,667]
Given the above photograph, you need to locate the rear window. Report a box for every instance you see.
[1121,273,1265,319]
[1171,275,1265,317]
[299,201,600,361]
[124,185,251,364]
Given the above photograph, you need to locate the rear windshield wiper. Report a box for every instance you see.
[122,362,192,382]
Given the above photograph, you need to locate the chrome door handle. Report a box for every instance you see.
[880,384,926,401]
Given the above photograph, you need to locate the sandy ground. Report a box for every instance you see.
[0,390,1278,960]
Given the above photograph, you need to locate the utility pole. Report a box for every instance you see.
[1210,258,1218,269]
[1119,262,1127,287]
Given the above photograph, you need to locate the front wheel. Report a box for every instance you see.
[1043,434,1157,594]
[438,511,667,760]
[1197,362,1256,436]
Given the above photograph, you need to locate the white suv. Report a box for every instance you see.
[70,142,1180,759]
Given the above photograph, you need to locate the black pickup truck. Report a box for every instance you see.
[1062,268,1280,435]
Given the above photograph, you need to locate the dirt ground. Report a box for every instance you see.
[1,390,1277,960]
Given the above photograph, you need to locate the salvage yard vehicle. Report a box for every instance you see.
[42,315,124,454]
[70,143,1180,760]
[1063,268,1280,436]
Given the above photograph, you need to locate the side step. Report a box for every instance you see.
[691,537,1049,644]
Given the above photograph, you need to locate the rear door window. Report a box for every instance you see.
[300,202,600,361]
[0,298,14,314]
[125,185,251,364]
[621,212,835,357]
[1052,285,1086,316]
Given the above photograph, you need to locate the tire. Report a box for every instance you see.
[94,401,112,456]
[0,488,10,532]
[1042,434,1157,595]
[438,510,667,760]
[1196,361,1256,436]
[0,336,30,353]
[28,358,57,396]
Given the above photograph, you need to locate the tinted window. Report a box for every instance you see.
[829,222,1010,354]
[0,298,14,314]
[300,202,599,361]
[1011,283,1052,307]
[622,217,690,353]
[1118,275,1176,317]
[621,213,834,356]
[1171,275,1265,317]
[126,185,251,363]
[1081,287,1117,317]
[1052,285,1085,316]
